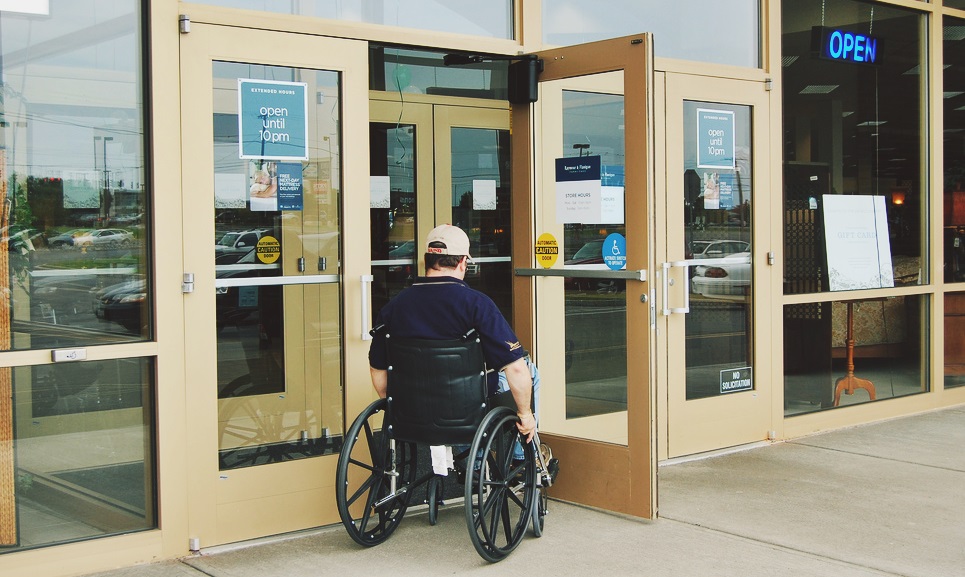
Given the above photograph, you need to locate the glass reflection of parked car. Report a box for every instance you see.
[691,252,751,298]
[73,228,135,249]
[564,239,624,293]
[48,228,93,249]
[387,240,414,259]
[686,239,749,260]
[215,247,280,332]
[91,276,147,332]
[216,229,270,263]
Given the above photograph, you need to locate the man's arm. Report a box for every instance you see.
[503,357,536,442]
[370,367,388,399]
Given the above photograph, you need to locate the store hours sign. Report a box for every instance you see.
[238,79,309,161]
[696,108,735,169]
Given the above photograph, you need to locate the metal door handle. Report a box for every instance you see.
[661,262,690,315]
[360,274,374,341]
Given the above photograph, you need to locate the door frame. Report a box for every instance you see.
[512,34,656,519]
[655,71,774,460]
[179,24,370,547]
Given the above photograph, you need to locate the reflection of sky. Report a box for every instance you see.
[1,3,141,181]
[1,3,138,71]
[543,0,759,68]
[194,0,511,38]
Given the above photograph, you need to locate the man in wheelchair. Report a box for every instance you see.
[368,224,537,442]
[338,224,555,562]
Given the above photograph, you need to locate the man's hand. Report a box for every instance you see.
[517,410,536,443]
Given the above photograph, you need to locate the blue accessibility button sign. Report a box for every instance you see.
[602,233,626,271]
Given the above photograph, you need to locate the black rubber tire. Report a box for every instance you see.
[464,407,536,562]
[531,486,547,537]
[335,399,417,546]
[427,475,443,526]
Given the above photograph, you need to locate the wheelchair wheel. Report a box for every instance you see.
[531,486,547,537]
[427,475,443,526]
[464,407,536,562]
[336,398,417,546]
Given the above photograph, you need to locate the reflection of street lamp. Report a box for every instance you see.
[94,136,114,221]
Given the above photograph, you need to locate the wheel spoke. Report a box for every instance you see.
[344,472,378,509]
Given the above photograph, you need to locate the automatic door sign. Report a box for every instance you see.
[720,367,753,394]
[535,233,559,268]
[603,233,626,271]
[256,235,281,264]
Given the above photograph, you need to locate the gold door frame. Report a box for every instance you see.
[180,24,370,547]
[513,35,656,519]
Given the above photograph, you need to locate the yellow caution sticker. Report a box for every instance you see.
[256,235,281,264]
[535,233,559,269]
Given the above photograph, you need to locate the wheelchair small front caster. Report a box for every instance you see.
[427,475,444,526]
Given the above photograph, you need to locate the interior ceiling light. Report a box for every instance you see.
[842,111,854,117]
[945,26,965,41]
[799,84,838,94]
[944,91,964,99]
[781,56,799,67]
[856,120,887,126]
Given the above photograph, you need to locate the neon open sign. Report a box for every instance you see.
[811,26,880,66]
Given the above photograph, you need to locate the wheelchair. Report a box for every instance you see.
[335,329,555,562]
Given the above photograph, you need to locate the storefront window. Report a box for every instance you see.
[194,0,515,39]
[944,16,965,388]
[782,1,924,296]
[784,296,927,415]
[945,17,965,283]
[0,1,152,553]
[0,2,150,349]
[781,1,928,415]
[542,0,760,68]
[6,357,156,551]
[945,1,965,11]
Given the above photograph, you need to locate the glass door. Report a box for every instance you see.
[659,73,772,458]
[367,98,512,327]
[180,24,369,547]
[518,36,656,518]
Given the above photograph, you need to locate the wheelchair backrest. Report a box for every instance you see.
[385,332,488,446]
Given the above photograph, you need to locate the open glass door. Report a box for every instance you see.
[659,73,772,458]
[515,35,655,518]
[180,24,369,547]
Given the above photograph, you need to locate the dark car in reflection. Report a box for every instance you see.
[48,228,92,249]
[91,276,147,332]
[215,247,280,332]
[564,239,624,293]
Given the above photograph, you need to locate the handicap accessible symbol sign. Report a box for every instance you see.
[603,233,626,270]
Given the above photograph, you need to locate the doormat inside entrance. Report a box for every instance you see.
[52,462,145,510]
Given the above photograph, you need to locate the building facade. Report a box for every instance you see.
[0,0,962,574]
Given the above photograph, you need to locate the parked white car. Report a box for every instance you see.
[691,252,752,298]
[72,228,136,248]
[687,239,749,260]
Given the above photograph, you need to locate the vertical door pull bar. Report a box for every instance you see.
[360,274,374,341]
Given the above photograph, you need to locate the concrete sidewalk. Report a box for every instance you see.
[85,405,965,577]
